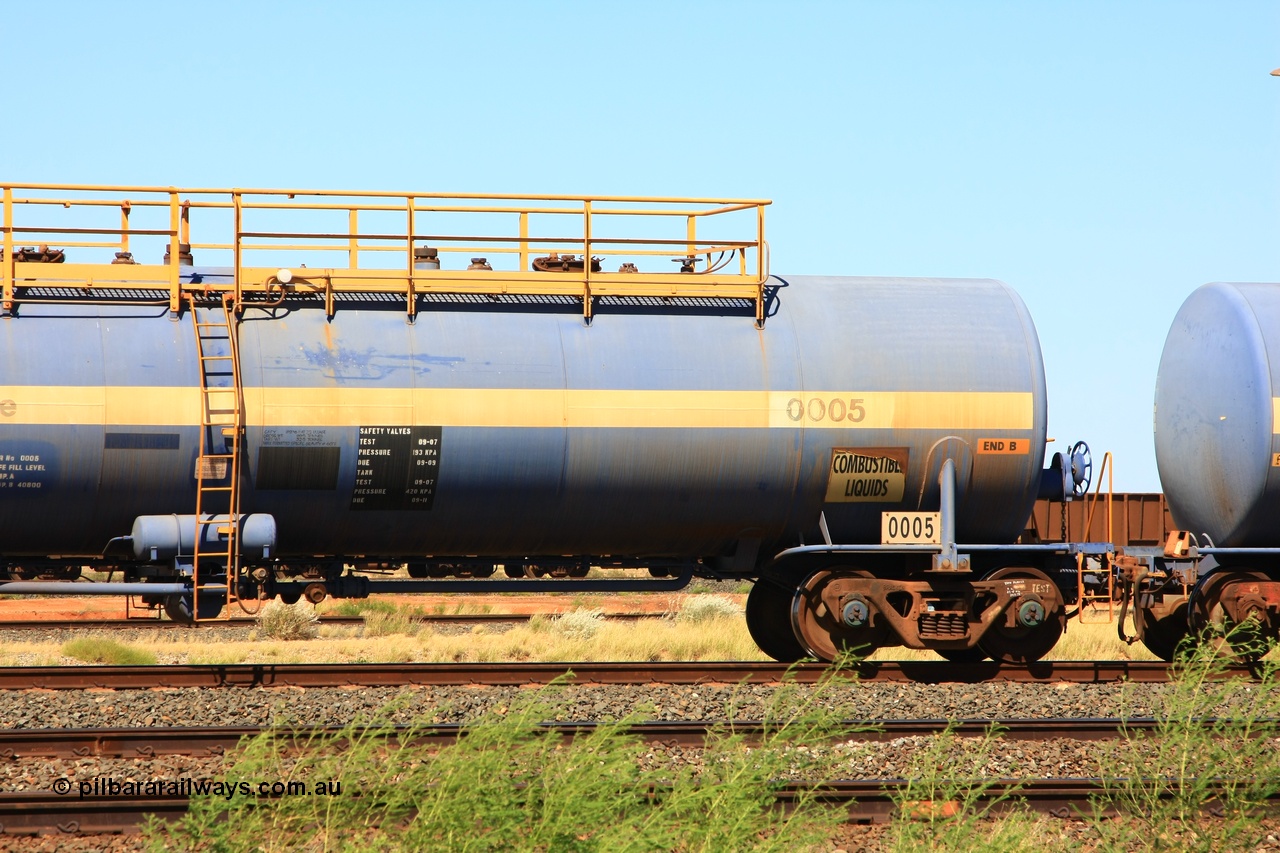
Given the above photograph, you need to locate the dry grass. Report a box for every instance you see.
[7,606,762,664]
[360,609,417,638]
[672,594,742,623]
[0,599,1192,665]
[547,608,605,639]
[416,613,764,663]
[256,599,319,640]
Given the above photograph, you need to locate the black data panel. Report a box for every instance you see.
[350,426,441,511]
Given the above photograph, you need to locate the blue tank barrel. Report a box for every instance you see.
[0,274,1048,564]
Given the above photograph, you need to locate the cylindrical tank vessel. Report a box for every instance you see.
[0,275,1048,563]
[1155,282,1280,546]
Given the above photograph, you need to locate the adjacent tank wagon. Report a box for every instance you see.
[1124,282,1280,659]
[0,184,1093,662]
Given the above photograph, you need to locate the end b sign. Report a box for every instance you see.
[977,438,1028,455]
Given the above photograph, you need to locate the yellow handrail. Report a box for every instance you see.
[1,184,772,324]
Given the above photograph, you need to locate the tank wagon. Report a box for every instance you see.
[0,184,1096,662]
[1122,282,1280,660]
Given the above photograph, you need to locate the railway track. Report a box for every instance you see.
[0,717,1169,758]
[0,613,658,632]
[0,777,1268,835]
[0,659,1252,689]
[4,718,1271,836]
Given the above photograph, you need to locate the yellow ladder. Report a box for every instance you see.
[1076,452,1116,624]
[1076,552,1116,623]
[190,294,244,619]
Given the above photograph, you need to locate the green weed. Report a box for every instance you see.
[1087,626,1280,852]
[148,671,861,852]
[328,601,363,617]
[881,723,1036,852]
[61,636,157,665]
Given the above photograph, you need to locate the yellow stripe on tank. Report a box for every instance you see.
[0,386,1034,431]
[1273,398,1280,434]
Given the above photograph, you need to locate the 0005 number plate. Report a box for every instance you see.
[880,512,941,545]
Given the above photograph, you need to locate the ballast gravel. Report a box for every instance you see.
[0,680,1252,730]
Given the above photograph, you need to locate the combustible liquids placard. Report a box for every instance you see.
[825,448,908,503]
[351,426,442,511]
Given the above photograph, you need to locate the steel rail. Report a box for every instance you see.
[0,613,658,632]
[781,778,1280,821]
[0,660,1253,690]
[0,718,1184,760]
[2,777,1273,835]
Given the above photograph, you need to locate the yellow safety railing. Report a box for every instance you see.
[1,184,772,324]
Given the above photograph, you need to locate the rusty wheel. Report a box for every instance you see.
[162,589,225,623]
[1133,596,1190,662]
[977,567,1064,664]
[1189,570,1276,661]
[790,569,892,662]
[746,570,806,662]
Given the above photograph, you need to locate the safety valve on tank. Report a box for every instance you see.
[414,247,441,270]
[468,257,493,271]
[12,245,65,263]
[163,243,194,266]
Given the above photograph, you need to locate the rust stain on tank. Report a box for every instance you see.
[323,323,335,352]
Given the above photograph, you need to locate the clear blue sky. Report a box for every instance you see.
[3,1,1277,490]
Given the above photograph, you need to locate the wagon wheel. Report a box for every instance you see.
[1132,597,1190,662]
[790,568,892,662]
[163,588,225,623]
[745,570,807,663]
[1188,570,1276,662]
[977,567,1064,664]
